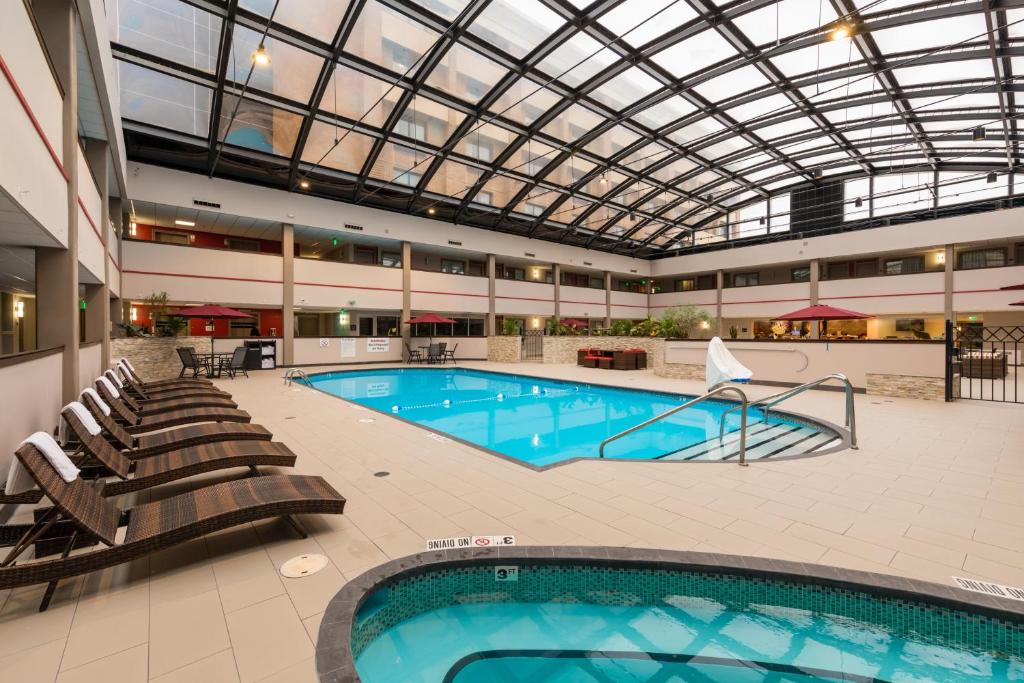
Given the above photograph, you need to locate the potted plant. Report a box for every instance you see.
[660,305,714,339]
[502,318,519,336]
[729,325,739,339]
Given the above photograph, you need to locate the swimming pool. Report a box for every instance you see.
[305,368,840,467]
[316,548,1024,683]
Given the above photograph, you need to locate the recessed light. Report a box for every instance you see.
[174,219,195,227]
[427,207,436,215]
[300,180,310,189]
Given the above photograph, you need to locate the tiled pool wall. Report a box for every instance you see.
[350,562,1024,660]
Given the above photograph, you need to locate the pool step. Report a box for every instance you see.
[658,422,840,462]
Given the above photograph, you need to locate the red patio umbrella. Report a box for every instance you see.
[560,318,589,328]
[773,304,872,321]
[1010,300,1024,306]
[167,304,253,352]
[405,312,457,348]
[1000,283,1024,290]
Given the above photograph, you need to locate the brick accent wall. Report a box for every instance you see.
[111,336,215,380]
[540,336,666,371]
[866,373,945,401]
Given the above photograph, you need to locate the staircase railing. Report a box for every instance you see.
[599,385,750,465]
[718,373,857,449]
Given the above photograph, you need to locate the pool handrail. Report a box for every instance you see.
[717,372,857,450]
[284,368,310,386]
[598,385,750,465]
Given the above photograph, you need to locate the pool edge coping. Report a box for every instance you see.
[315,545,1024,683]
[299,365,851,471]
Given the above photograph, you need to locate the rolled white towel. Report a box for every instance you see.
[121,357,138,373]
[4,432,79,495]
[97,375,120,399]
[58,401,103,446]
[104,369,125,388]
[80,388,110,416]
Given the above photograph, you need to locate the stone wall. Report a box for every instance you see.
[486,336,521,363]
[540,336,665,371]
[111,336,215,380]
[655,363,705,381]
[866,373,945,401]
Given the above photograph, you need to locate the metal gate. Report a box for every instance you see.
[521,330,544,361]
[945,320,1023,403]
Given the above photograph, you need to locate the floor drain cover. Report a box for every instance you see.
[280,554,329,578]
[374,471,390,477]
[359,418,375,423]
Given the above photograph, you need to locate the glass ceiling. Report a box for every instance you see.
[109,0,1022,256]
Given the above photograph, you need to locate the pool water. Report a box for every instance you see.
[351,564,1024,683]
[306,368,827,466]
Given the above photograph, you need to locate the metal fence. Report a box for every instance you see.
[946,320,1023,403]
[521,330,544,361]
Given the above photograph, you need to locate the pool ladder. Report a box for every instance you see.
[598,385,751,465]
[717,373,857,450]
[283,368,310,387]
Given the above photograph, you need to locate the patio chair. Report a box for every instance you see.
[177,347,211,379]
[220,347,249,378]
[93,380,252,433]
[444,343,458,364]
[60,405,297,496]
[427,343,442,364]
[80,392,272,457]
[404,344,424,364]
[436,343,447,364]
[0,434,345,611]
[120,357,213,390]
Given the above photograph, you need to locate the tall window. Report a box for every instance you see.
[441,259,466,274]
[791,267,810,282]
[732,272,759,287]
[884,256,924,275]
[958,248,1006,270]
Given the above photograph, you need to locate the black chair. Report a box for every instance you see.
[405,344,424,364]
[436,342,447,364]
[427,343,442,364]
[220,347,249,378]
[177,347,211,378]
[444,343,458,364]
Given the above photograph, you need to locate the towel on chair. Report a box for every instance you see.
[705,336,753,391]
[58,400,103,445]
[5,432,79,494]
[97,375,121,399]
[121,357,137,373]
[80,388,110,416]
[104,369,124,388]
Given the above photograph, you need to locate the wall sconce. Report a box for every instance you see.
[935,251,945,264]
[14,301,24,319]
[531,268,540,279]
[189,234,196,242]
[129,222,137,236]
[532,318,541,329]
[130,306,138,322]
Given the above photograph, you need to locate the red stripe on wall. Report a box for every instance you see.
[819,291,944,301]
[0,54,68,181]
[295,281,401,292]
[77,198,103,241]
[123,269,283,285]
[411,289,488,299]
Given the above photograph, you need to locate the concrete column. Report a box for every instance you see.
[604,271,612,328]
[943,243,954,321]
[486,254,496,336]
[715,269,724,338]
[85,140,110,363]
[34,0,78,403]
[344,242,356,263]
[282,224,294,365]
[552,263,561,323]
[109,199,124,331]
[809,259,820,339]
[401,241,411,358]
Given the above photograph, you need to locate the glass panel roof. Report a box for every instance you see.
[110,0,1021,256]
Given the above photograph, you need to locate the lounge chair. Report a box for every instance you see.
[98,375,237,414]
[116,364,231,401]
[1,435,345,610]
[61,405,297,496]
[80,393,272,457]
[119,356,215,389]
[92,381,252,433]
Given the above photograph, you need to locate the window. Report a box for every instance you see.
[522,202,544,216]
[468,318,485,336]
[394,117,426,141]
[383,38,418,71]
[884,256,924,275]
[675,278,695,291]
[790,267,810,282]
[854,259,878,278]
[466,138,494,162]
[827,261,849,280]
[225,237,260,252]
[358,317,374,336]
[468,260,486,276]
[354,246,377,264]
[381,251,402,268]
[393,166,422,186]
[475,190,494,205]
[590,276,604,289]
[958,248,1006,270]
[1015,243,1024,265]
[697,274,715,290]
[732,272,759,287]
[376,316,399,336]
[154,230,189,245]
[459,75,489,101]
[500,265,525,280]
[441,259,466,274]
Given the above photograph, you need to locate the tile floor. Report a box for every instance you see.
[1,361,1023,681]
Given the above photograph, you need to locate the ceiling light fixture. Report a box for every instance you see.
[987,171,997,183]
[629,211,636,221]
[599,172,607,185]
[252,44,271,67]
[758,216,765,225]
[812,168,824,179]
[174,219,195,227]
[300,180,310,189]
[830,24,851,41]
[427,207,436,215]
[972,126,986,142]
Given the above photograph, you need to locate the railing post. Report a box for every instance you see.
[737,397,748,466]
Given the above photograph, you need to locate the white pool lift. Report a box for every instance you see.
[705,336,753,392]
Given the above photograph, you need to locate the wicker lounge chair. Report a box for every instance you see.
[0,439,345,610]
[92,382,252,433]
[97,376,237,415]
[116,365,231,401]
[121,356,214,389]
[80,393,272,457]
[60,407,297,496]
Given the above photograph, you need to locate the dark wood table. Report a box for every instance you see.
[198,352,234,378]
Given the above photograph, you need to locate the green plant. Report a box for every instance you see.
[502,318,519,336]
[630,317,663,337]
[660,305,714,339]
[608,319,633,336]
[729,325,739,339]
[160,316,188,337]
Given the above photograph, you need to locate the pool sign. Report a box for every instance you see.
[952,576,1024,601]
[366,337,390,352]
[494,566,519,582]
[425,535,516,551]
